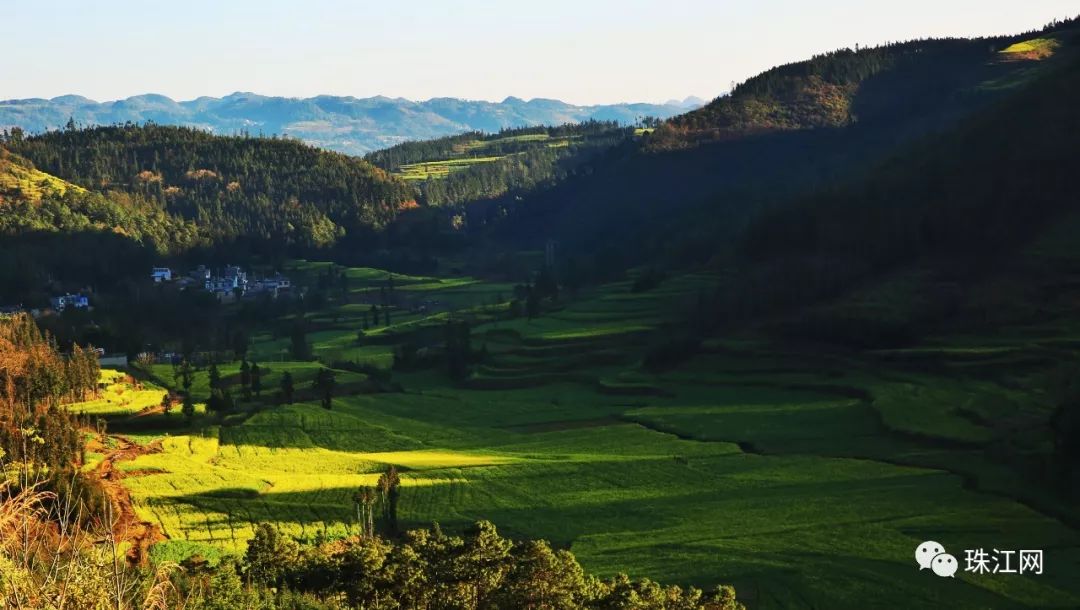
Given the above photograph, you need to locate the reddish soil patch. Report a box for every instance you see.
[91,434,168,566]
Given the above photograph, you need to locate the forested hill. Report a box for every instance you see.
[485,21,1080,273]
[647,18,1080,150]
[0,147,197,252]
[0,93,699,155]
[731,49,1080,338]
[3,124,415,248]
[364,121,638,206]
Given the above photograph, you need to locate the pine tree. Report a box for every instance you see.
[290,318,312,360]
[181,393,195,421]
[208,362,221,390]
[280,371,295,404]
[239,360,252,401]
[251,362,262,397]
[313,368,336,410]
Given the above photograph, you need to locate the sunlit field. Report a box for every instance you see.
[68,262,1080,610]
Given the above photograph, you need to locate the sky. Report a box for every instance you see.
[5,0,1077,105]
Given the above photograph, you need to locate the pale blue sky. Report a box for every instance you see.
[6,1,1076,104]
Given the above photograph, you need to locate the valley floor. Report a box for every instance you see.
[78,265,1080,610]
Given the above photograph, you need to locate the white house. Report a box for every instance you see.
[50,294,89,312]
[204,265,250,298]
[223,265,248,291]
[151,267,173,282]
[262,274,291,292]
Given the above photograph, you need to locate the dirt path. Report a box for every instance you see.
[90,434,168,566]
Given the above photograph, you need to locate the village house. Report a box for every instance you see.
[206,265,249,296]
[151,263,292,300]
[258,273,291,296]
[50,293,90,312]
[151,267,173,282]
[190,265,211,283]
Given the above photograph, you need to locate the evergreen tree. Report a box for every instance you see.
[460,520,513,608]
[232,330,249,360]
[209,388,236,420]
[175,359,195,396]
[526,285,541,320]
[244,523,299,587]
[280,371,295,404]
[445,320,472,381]
[181,392,195,422]
[313,368,336,410]
[251,362,262,397]
[290,318,312,360]
[239,360,252,401]
[494,540,586,609]
[208,362,221,391]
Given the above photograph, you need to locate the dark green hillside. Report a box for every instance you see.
[651,19,1079,150]
[5,124,415,247]
[731,53,1080,346]
[0,149,201,305]
[365,121,636,206]
[485,22,1079,280]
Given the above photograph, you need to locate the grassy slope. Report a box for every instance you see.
[72,369,167,417]
[0,149,84,203]
[63,260,1080,610]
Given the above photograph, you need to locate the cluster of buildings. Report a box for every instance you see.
[51,293,90,312]
[151,265,292,300]
[0,292,91,319]
[1,265,295,320]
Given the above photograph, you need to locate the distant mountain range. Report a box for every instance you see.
[0,93,704,155]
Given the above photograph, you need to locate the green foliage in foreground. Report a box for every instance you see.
[197,520,744,610]
[3,454,743,610]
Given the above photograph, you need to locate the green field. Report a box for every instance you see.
[82,264,1080,609]
[397,156,505,181]
[389,131,580,181]
[71,369,168,417]
[1001,36,1062,60]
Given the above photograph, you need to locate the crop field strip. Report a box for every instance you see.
[388,132,581,181]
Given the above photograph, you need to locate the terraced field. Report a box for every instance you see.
[387,132,582,181]
[81,264,1080,609]
[396,156,505,181]
[71,369,168,417]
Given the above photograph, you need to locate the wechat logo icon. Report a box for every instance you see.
[916,541,957,578]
